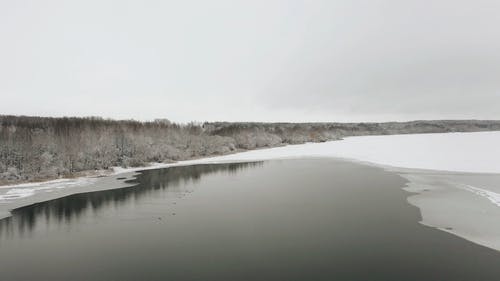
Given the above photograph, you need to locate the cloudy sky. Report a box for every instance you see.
[1,0,500,123]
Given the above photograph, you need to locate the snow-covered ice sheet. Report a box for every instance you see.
[192,131,500,174]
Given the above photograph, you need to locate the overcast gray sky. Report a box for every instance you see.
[1,0,500,123]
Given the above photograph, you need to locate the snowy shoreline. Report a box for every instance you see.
[113,130,500,174]
[1,131,500,204]
[2,130,500,190]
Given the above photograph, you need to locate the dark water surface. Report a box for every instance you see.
[1,159,500,281]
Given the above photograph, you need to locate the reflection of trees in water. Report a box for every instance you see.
[0,162,263,238]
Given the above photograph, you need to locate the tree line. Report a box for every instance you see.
[1,115,500,184]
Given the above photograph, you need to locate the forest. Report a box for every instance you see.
[2,115,500,185]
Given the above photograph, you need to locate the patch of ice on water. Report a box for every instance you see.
[0,188,35,200]
[0,178,75,189]
[0,177,97,202]
[463,185,500,207]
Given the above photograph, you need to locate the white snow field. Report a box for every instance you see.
[203,131,500,174]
